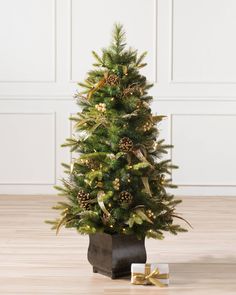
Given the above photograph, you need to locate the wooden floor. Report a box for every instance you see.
[0,196,236,295]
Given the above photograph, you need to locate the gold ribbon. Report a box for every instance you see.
[132,148,149,163]
[132,264,169,287]
[97,191,110,216]
[87,78,106,99]
[141,177,152,197]
[132,148,154,169]
[70,161,74,174]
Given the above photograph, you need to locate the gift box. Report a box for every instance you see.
[131,263,169,287]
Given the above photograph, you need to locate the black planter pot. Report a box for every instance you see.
[87,232,146,279]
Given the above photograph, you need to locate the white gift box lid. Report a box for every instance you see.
[131,263,169,274]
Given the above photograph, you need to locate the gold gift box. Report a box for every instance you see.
[131,263,169,287]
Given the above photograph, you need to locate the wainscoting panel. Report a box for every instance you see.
[0,0,56,82]
[0,112,55,184]
[70,0,157,83]
[0,0,236,195]
[171,114,236,186]
[171,0,236,83]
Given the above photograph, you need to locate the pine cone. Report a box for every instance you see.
[118,191,133,206]
[80,202,91,210]
[81,159,99,170]
[101,213,115,224]
[77,190,91,210]
[106,74,119,86]
[136,100,149,110]
[123,87,134,97]
[87,159,100,170]
[119,137,133,152]
[123,85,143,97]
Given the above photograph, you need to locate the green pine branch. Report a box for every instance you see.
[47,23,189,240]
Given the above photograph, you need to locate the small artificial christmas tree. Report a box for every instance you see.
[48,24,188,241]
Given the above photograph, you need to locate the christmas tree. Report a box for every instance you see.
[48,24,188,239]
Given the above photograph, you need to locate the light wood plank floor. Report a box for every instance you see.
[0,196,236,295]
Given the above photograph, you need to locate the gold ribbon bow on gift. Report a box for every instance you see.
[132,264,169,287]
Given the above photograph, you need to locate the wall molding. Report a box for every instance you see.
[2,96,236,101]
[69,0,158,84]
[0,0,57,83]
[170,113,236,186]
[153,0,158,83]
[0,112,57,185]
[170,0,236,85]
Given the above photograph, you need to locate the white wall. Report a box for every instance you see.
[0,0,236,196]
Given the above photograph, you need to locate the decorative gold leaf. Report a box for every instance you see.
[141,177,152,197]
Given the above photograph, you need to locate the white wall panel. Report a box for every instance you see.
[0,113,55,184]
[0,0,235,195]
[171,114,236,186]
[0,0,56,82]
[171,0,236,83]
[150,100,236,196]
[71,0,157,82]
